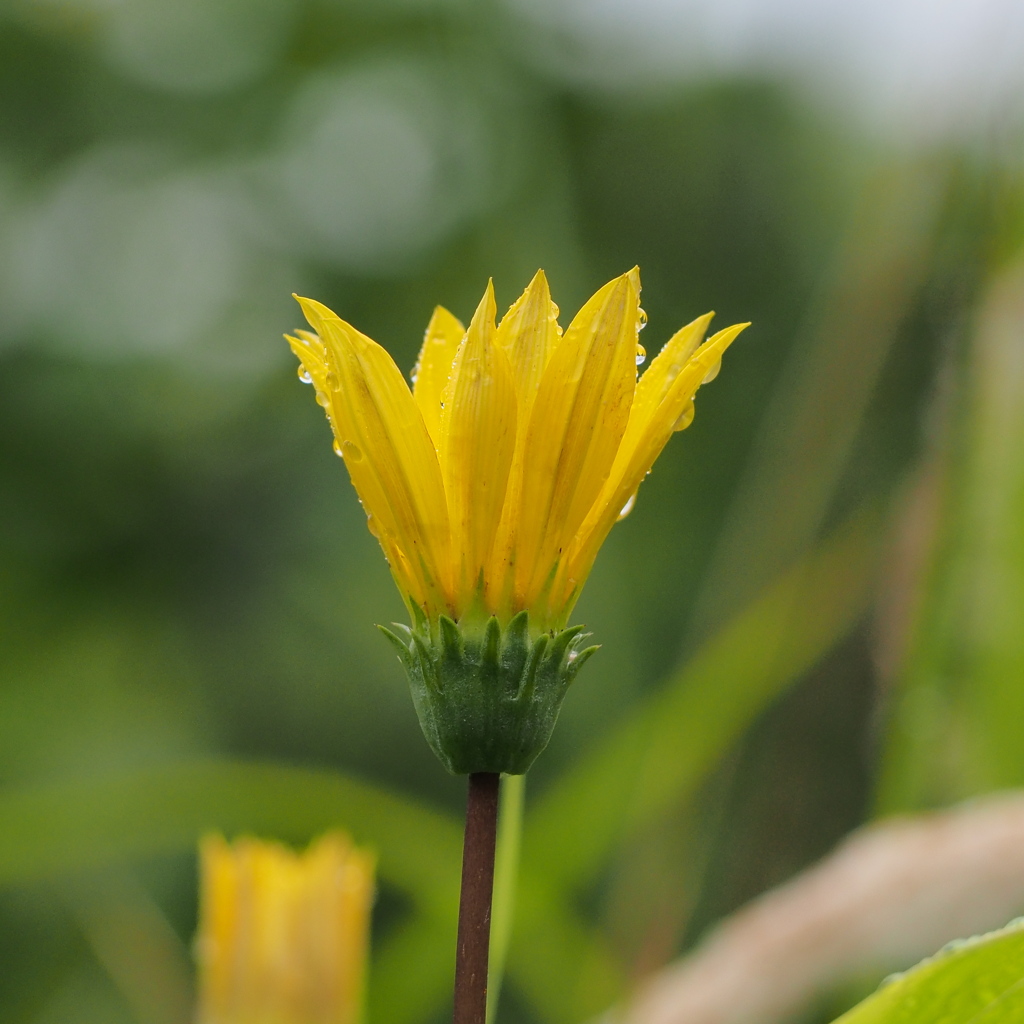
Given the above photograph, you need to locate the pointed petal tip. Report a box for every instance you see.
[715,321,752,343]
[521,268,551,298]
[608,273,636,297]
[294,293,339,322]
[470,278,498,325]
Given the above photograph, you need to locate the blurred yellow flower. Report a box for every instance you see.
[288,269,747,632]
[195,833,375,1024]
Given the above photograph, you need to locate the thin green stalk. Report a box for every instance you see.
[486,773,525,1024]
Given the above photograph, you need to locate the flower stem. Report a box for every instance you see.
[454,772,500,1024]
[487,773,525,1024]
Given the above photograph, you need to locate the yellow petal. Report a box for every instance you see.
[513,271,640,610]
[413,306,465,449]
[486,270,563,611]
[287,329,333,405]
[556,318,750,612]
[495,269,560,410]
[295,295,453,612]
[439,281,517,603]
[196,833,375,1024]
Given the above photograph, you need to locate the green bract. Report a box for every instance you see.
[379,611,599,775]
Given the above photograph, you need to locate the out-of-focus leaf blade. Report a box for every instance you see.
[369,912,456,1024]
[508,873,627,1024]
[877,261,1024,812]
[691,162,941,636]
[832,919,1024,1024]
[957,266,1024,788]
[523,506,883,891]
[0,760,463,906]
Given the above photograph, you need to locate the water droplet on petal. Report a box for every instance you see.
[366,514,381,538]
[410,359,421,387]
[673,399,695,431]
[335,439,363,461]
[701,358,722,384]
[315,391,330,408]
[326,371,341,392]
[635,344,647,366]
[617,492,637,521]
[637,307,648,332]
[297,367,313,384]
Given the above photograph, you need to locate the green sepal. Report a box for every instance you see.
[378,612,599,775]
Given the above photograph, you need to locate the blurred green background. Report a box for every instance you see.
[1,0,1024,1022]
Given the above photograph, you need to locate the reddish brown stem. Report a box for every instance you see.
[453,772,500,1024]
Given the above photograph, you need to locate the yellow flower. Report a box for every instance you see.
[195,833,375,1024]
[288,269,746,631]
[288,269,746,774]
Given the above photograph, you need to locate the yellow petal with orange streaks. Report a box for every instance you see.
[296,295,453,612]
[439,281,517,602]
[413,306,465,449]
[513,271,640,609]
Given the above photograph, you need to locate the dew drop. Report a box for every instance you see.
[297,367,313,384]
[366,514,381,539]
[315,391,330,408]
[410,359,421,387]
[674,399,695,432]
[701,358,722,384]
[637,307,648,332]
[334,439,363,461]
[617,492,637,521]
[635,344,647,367]
[326,370,342,392]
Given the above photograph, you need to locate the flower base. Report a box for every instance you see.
[379,611,599,775]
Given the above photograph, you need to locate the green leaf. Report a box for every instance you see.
[832,919,1024,1024]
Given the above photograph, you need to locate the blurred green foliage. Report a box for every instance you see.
[1,1,1023,1023]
